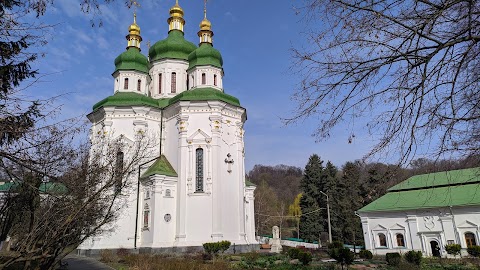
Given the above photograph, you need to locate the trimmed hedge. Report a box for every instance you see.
[386,252,401,266]
[203,240,231,256]
[467,245,480,257]
[405,250,422,265]
[359,250,373,259]
[445,244,462,257]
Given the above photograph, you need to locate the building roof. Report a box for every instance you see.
[141,155,178,178]
[388,167,480,191]
[358,167,480,213]
[168,87,240,107]
[0,182,68,194]
[92,92,169,111]
[148,30,197,62]
[188,43,223,70]
[114,47,149,74]
[92,88,241,111]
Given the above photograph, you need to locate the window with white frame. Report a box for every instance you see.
[465,232,477,247]
[195,148,204,192]
[143,204,150,229]
[378,233,387,247]
[396,234,405,247]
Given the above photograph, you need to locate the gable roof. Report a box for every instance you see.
[388,167,480,191]
[358,167,480,213]
[141,155,178,178]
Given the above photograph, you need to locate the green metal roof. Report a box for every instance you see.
[149,30,197,62]
[92,92,169,111]
[93,88,241,111]
[245,180,256,187]
[168,87,240,107]
[141,155,178,178]
[188,43,223,70]
[0,182,68,194]
[114,47,149,74]
[388,167,480,191]
[358,168,480,213]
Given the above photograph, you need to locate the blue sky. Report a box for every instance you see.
[29,0,376,171]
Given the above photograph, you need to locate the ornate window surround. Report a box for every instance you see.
[186,129,212,195]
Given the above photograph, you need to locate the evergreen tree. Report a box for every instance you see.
[299,154,324,242]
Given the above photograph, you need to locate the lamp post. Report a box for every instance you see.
[320,191,332,243]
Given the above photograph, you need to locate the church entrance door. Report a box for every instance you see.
[430,241,440,257]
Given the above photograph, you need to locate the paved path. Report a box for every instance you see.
[61,254,114,270]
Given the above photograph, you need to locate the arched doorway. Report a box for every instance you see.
[430,241,440,257]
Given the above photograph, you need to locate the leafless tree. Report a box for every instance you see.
[0,120,157,269]
[289,0,480,164]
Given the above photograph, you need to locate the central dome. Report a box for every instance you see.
[149,30,197,62]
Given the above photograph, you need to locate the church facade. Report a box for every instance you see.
[79,1,257,253]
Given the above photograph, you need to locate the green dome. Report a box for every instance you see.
[188,43,223,70]
[149,30,197,62]
[114,47,148,74]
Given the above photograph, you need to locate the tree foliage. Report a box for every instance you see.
[290,0,480,163]
[0,127,157,269]
[299,154,324,242]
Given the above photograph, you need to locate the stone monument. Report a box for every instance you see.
[270,226,282,253]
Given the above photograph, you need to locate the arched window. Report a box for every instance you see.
[165,189,171,197]
[396,234,405,247]
[196,148,204,192]
[202,73,206,85]
[171,72,177,93]
[145,189,150,199]
[378,233,387,247]
[159,74,162,94]
[214,74,217,86]
[137,79,141,91]
[186,77,189,90]
[143,204,150,228]
[465,232,477,247]
[191,75,194,88]
[124,78,129,89]
[115,151,124,193]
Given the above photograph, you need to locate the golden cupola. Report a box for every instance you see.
[126,13,143,50]
[198,1,213,44]
[167,0,185,32]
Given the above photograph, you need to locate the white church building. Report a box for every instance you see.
[79,1,257,253]
[358,167,480,257]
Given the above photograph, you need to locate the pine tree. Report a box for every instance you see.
[299,154,324,242]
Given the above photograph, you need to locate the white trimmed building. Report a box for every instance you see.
[358,168,480,257]
[79,1,257,253]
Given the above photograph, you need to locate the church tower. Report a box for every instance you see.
[81,1,257,253]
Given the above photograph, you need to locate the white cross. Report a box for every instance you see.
[224,153,234,173]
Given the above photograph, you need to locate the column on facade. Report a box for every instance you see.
[210,114,223,240]
[236,121,246,240]
[175,114,189,242]
[406,215,421,251]
[361,217,372,250]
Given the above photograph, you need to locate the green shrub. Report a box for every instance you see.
[218,240,231,253]
[328,241,344,249]
[329,247,355,269]
[359,250,373,259]
[445,244,462,257]
[386,252,401,266]
[467,245,480,257]
[404,250,422,265]
[287,248,301,259]
[298,251,312,266]
[203,242,221,256]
